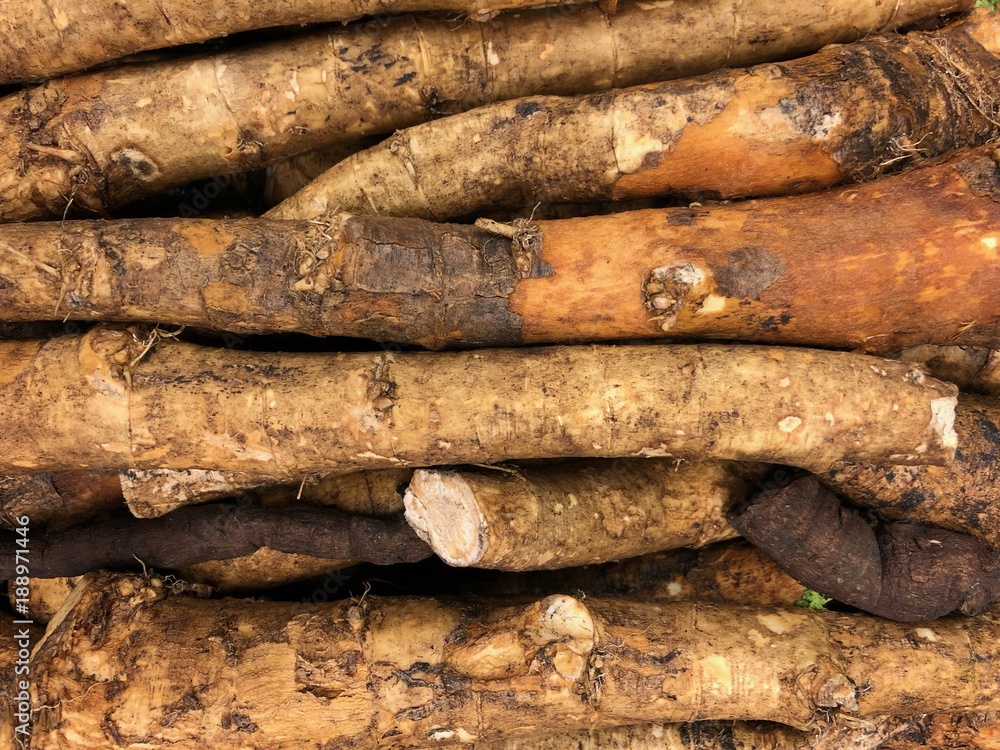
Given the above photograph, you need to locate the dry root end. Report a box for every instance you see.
[815,673,860,714]
[643,262,707,330]
[294,213,346,295]
[474,217,541,277]
[930,396,959,451]
[404,470,486,566]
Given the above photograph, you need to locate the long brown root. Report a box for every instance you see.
[29,574,1000,747]
[271,11,1000,222]
[0,329,958,475]
[4,147,1000,352]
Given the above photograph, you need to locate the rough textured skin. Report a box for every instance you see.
[124,467,410,518]
[0,330,958,476]
[273,11,1000,222]
[0,475,63,529]
[404,460,764,569]
[0,0,604,85]
[511,147,1000,352]
[0,471,122,530]
[0,216,539,347]
[473,719,930,750]
[7,146,1000,353]
[27,574,1000,748]
[730,476,1000,621]
[685,542,807,608]
[15,575,84,625]
[0,0,977,221]
[900,345,1000,396]
[0,505,431,578]
[825,394,1000,547]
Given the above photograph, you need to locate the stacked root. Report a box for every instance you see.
[1,2,999,749]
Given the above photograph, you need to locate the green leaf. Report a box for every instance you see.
[975,0,999,10]
[794,589,832,610]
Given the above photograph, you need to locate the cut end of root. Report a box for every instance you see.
[930,396,959,452]
[404,470,486,567]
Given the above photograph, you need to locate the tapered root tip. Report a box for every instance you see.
[404,470,486,567]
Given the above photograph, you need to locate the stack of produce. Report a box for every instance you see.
[0,1,998,747]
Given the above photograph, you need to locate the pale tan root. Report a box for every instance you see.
[0,0,600,84]
[180,549,355,592]
[123,468,410,517]
[899,346,1000,397]
[0,0,976,220]
[404,459,764,569]
[29,573,1000,749]
[271,11,1000,222]
[0,329,957,476]
[264,140,378,206]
